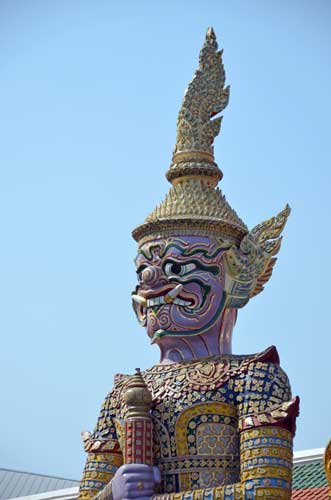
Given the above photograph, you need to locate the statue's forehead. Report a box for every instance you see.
[135,236,228,264]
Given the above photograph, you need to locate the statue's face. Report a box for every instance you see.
[133,236,227,342]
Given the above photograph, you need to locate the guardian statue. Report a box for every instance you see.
[78,28,299,500]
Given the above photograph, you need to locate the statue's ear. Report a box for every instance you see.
[224,205,291,306]
[250,204,291,255]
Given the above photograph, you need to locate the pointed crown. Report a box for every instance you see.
[133,28,247,246]
[132,28,290,304]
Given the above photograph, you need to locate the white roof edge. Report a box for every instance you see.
[8,486,79,500]
[293,447,325,464]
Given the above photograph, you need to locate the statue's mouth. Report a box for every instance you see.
[146,295,191,308]
[132,284,197,309]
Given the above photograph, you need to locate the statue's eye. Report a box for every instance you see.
[136,264,147,280]
[164,262,197,276]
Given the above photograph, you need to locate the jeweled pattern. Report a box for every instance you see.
[78,347,297,499]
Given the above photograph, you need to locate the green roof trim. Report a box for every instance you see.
[293,462,328,490]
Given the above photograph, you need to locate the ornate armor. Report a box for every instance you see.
[79,347,298,499]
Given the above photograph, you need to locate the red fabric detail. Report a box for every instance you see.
[257,345,280,365]
[125,418,153,465]
[240,396,300,437]
[291,486,329,499]
[275,395,300,436]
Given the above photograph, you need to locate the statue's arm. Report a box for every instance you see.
[78,391,123,500]
[152,361,299,500]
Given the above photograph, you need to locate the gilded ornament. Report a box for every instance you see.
[324,439,331,496]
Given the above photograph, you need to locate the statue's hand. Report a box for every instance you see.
[111,464,161,500]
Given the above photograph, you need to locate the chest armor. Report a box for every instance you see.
[153,399,239,492]
[148,360,243,493]
[79,347,295,500]
[114,354,257,493]
[111,348,288,494]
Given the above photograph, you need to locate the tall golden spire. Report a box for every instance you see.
[133,28,247,245]
[167,27,229,186]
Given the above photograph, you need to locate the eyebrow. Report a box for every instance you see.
[136,242,228,263]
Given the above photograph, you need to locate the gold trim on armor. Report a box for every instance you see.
[241,446,293,461]
[241,465,292,482]
[174,402,238,492]
[254,486,291,499]
[82,471,113,482]
[240,426,292,441]
[175,402,237,455]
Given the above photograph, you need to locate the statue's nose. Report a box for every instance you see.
[140,265,166,287]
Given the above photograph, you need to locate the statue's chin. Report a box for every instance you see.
[150,327,208,343]
[150,302,227,344]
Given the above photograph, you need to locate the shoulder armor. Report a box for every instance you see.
[255,345,279,365]
[239,396,300,436]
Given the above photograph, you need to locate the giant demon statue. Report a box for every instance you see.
[78,28,299,500]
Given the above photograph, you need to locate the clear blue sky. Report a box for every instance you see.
[1,0,330,480]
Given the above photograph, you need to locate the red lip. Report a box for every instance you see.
[139,284,174,299]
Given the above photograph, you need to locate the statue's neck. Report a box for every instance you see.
[157,308,237,365]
